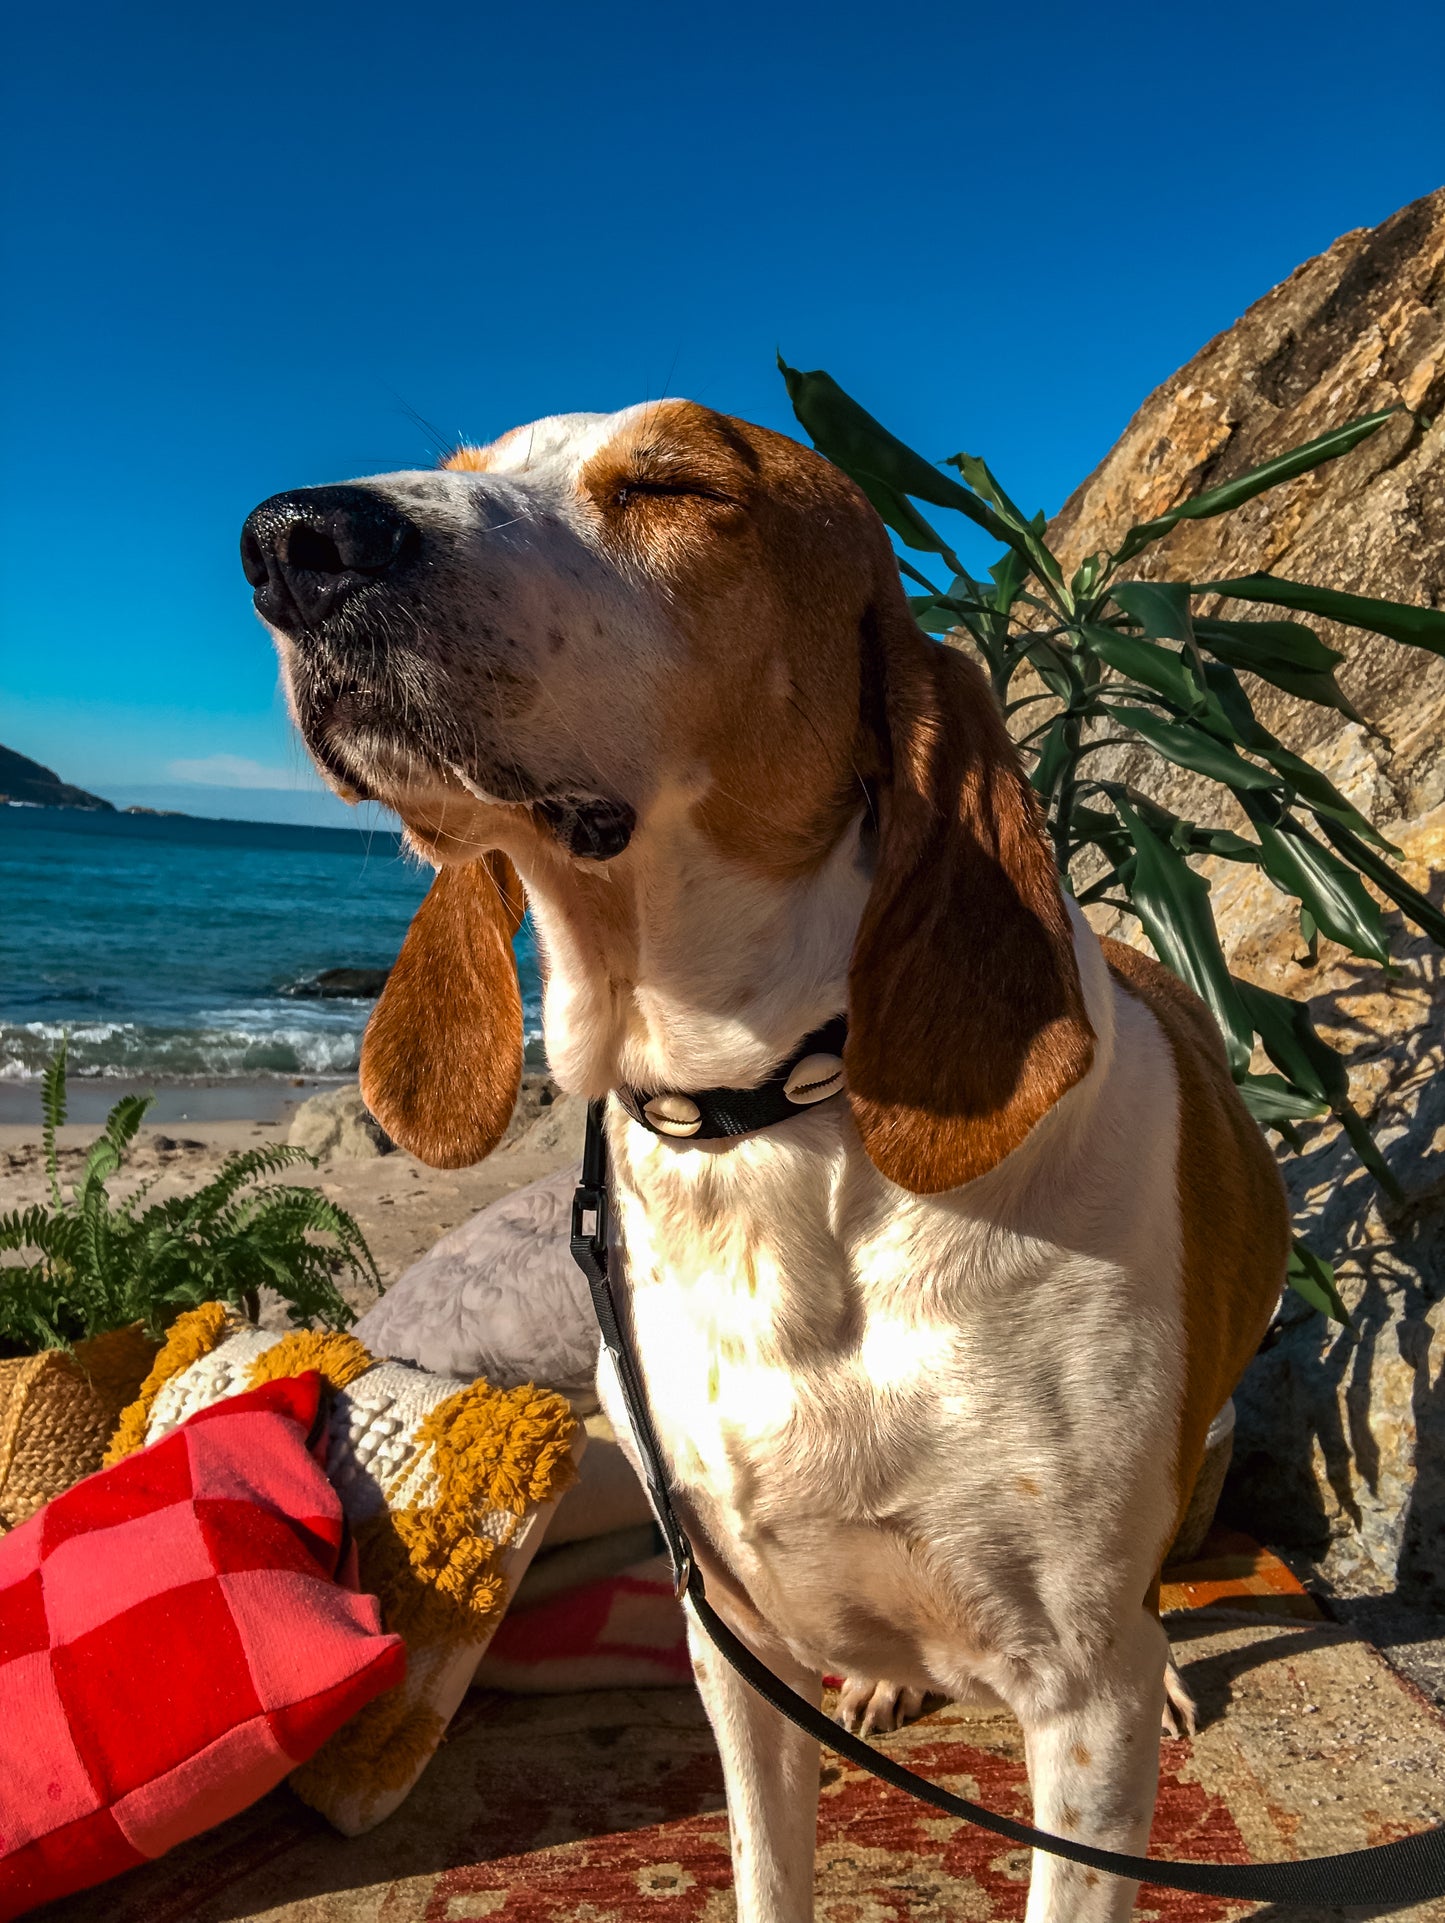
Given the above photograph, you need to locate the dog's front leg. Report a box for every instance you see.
[1018,1611,1169,1923]
[687,1613,821,1923]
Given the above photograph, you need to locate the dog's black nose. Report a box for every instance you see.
[240,486,418,631]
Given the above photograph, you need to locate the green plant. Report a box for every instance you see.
[780,358,1445,1322]
[0,1041,380,1355]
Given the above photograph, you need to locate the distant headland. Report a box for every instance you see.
[0,743,116,812]
[0,743,402,852]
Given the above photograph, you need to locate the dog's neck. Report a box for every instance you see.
[511,795,873,1100]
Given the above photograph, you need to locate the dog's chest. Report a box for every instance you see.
[609,1116,1026,1671]
[613,1115,926,1504]
[606,1088,1185,1680]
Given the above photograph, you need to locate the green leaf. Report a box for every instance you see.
[1081,625,1207,714]
[1337,1104,1405,1204]
[1197,664,1395,850]
[102,1094,152,1162]
[945,449,1066,597]
[1029,714,1076,802]
[1199,572,1445,658]
[1313,816,1445,947]
[1288,1239,1352,1324]
[852,471,964,569]
[910,594,967,635]
[1107,704,1283,791]
[42,1036,68,1211]
[1256,740,1396,850]
[1067,804,1134,871]
[1233,978,1349,1108]
[1193,617,1363,722]
[1114,408,1403,564]
[1095,783,1259,863]
[988,550,1030,616]
[1112,798,1253,1075]
[1111,580,1196,646]
[1193,616,1342,674]
[777,358,1015,550]
[1071,552,1107,605]
[1238,798,1392,964]
[1238,1073,1329,1127]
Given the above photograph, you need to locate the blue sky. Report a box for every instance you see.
[3,0,1442,826]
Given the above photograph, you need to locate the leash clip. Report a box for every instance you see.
[672,1542,693,1602]
[570,1182,609,1281]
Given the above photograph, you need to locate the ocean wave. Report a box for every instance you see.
[0,1019,367,1082]
[0,1010,545,1082]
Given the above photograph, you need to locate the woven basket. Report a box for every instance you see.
[0,1324,161,1529]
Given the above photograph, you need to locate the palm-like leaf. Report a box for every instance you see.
[780,358,1444,1320]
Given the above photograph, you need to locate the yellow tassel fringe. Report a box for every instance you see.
[103,1303,232,1466]
[293,1377,578,1824]
[102,1303,580,1827]
[245,1329,375,1394]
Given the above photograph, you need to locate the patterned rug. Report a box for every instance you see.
[37,1534,1445,1923]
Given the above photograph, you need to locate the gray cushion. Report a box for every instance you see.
[353,1163,598,1395]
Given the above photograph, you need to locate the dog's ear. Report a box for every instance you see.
[845,599,1095,1194]
[360,853,525,1169]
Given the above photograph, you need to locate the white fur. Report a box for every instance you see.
[585,895,1186,1923]
[285,406,1209,1921]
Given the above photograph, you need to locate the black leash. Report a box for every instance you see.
[571,1095,1445,1907]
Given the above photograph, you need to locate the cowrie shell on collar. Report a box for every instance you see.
[643,1093,702,1137]
[783,1053,845,1105]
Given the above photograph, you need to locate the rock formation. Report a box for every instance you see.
[1048,189,1445,1600]
[0,745,114,812]
[288,1085,395,1161]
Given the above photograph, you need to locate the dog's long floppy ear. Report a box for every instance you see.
[845,601,1096,1195]
[360,853,525,1169]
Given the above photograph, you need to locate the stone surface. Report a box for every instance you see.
[501,1086,588,1161]
[1045,192,1445,1605]
[281,966,391,1000]
[1049,186,1445,824]
[287,1084,394,1161]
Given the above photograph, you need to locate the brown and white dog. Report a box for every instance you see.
[242,402,1289,1921]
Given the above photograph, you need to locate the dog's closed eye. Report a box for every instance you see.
[613,478,739,509]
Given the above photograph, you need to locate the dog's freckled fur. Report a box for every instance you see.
[260,399,1290,1923]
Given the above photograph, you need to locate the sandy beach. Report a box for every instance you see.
[0,1074,584,1304]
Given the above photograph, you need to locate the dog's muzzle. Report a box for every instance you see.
[240,485,419,633]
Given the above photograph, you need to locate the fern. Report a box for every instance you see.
[1,1048,382,1356]
[41,1041,67,1211]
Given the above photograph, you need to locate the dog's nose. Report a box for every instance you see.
[240,486,418,631]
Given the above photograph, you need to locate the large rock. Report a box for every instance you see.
[288,1084,394,1160]
[281,967,390,1000]
[1049,187,1445,822]
[1048,192,1445,1601]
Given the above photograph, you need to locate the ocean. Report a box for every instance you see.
[0,805,543,1084]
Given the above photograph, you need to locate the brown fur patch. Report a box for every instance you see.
[846,617,1096,1195]
[442,446,493,472]
[582,403,885,883]
[1103,941,1290,1536]
[360,854,526,1168]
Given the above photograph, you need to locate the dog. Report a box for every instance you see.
[242,401,1289,1921]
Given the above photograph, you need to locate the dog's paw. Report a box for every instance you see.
[835,1678,930,1736]
[1161,1658,1198,1739]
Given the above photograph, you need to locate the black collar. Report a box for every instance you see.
[615,1015,848,1141]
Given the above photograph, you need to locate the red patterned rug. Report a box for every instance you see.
[37,1534,1445,1923]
